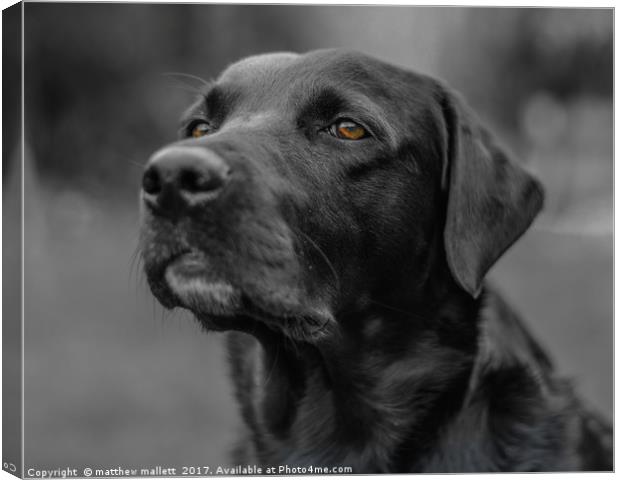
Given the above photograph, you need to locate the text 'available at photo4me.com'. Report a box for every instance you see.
[23,464,355,478]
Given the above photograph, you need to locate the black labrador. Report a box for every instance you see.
[139,49,612,472]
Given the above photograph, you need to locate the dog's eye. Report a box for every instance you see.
[328,120,369,140]
[188,121,211,138]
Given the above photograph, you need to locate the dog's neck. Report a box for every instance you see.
[228,284,481,472]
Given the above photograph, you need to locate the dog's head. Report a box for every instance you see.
[139,49,543,340]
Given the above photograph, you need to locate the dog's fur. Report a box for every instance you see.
[139,49,612,472]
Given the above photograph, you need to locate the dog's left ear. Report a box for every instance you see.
[441,88,544,298]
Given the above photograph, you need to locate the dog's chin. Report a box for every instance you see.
[162,257,335,341]
[163,253,243,321]
[165,268,242,317]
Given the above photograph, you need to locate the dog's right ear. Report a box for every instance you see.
[439,87,544,298]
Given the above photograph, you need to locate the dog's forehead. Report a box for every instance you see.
[219,52,301,83]
[218,49,401,94]
[212,49,442,133]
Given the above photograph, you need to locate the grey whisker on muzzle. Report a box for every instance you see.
[368,298,431,323]
[293,227,341,293]
[128,244,145,290]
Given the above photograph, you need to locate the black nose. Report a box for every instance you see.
[142,146,230,217]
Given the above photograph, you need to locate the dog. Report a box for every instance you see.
[139,49,612,472]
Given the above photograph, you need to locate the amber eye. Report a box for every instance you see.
[189,121,211,138]
[328,120,369,140]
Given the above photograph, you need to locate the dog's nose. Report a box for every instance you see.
[142,146,230,216]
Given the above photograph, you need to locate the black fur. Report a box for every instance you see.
[139,49,612,472]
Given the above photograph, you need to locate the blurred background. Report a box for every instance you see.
[3,4,612,471]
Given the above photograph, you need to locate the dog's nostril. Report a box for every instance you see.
[142,167,161,195]
[178,167,226,194]
[142,146,230,214]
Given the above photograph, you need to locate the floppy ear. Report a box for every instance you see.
[441,90,544,298]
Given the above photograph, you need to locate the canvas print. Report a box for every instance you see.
[2,3,613,476]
